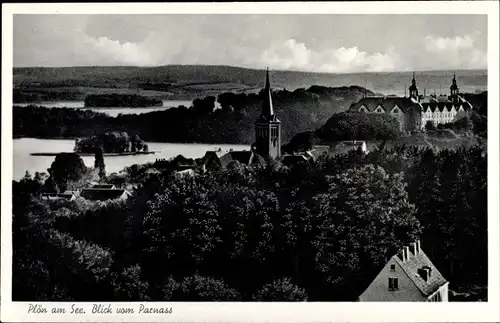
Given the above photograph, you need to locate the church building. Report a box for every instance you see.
[201,69,281,171]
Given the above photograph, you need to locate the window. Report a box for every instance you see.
[388,277,399,290]
[390,264,396,272]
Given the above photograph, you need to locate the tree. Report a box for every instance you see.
[142,178,222,281]
[174,274,241,301]
[94,147,106,178]
[425,120,436,131]
[313,164,421,300]
[111,265,150,301]
[47,153,87,192]
[253,277,307,301]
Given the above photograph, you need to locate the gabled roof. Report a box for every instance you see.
[420,95,472,112]
[349,96,421,114]
[393,249,448,297]
[80,188,130,201]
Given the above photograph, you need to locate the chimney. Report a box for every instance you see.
[424,88,426,96]
[417,240,421,254]
[411,242,417,256]
[404,246,410,260]
[400,249,406,262]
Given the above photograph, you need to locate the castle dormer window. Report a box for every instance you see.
[391,106,400,114]
[375,106,384,113]
[359,105,368,113]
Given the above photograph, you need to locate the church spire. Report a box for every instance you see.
[261,67,275,119]
[450,71,459,100]
[409,71,419,100]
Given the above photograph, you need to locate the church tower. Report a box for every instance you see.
[255,68,281,159]
[409,72,419,101]
[450,72,459,102]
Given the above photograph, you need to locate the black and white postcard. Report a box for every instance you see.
[1,2,499,322]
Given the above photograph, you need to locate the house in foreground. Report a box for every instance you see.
[359,240,449,302]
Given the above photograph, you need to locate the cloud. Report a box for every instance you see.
[422,35,487,70]
[82,36,154,66]
[250,38,402,73]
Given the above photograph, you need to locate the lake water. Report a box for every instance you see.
[13,138,249,180]
[12,100,223,117]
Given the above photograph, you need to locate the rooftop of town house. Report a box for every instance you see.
[393,245,448,297]
[80,188,131,201]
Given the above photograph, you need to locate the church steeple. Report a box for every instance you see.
[450,72,459,101]
[409,72,419,101]
[255,68,281,159]
[261,67,275,120]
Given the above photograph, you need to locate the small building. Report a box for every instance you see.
[282,153,314,167]
[332,141,368,155]
[41,192,77,201]
[92,184,116,189]
[202,149,266,171]
[358,240,449,302]
[80,188,131,202]
[174,169,196,179]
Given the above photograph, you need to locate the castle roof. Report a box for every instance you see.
[349,96,421,113]
[393,248,448,297]
[421,96,473,112]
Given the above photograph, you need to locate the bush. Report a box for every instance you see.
[425,121,436,131]
[316,112,401,141]
[253,278,308,301]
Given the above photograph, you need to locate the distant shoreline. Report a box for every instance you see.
[13,103,185,109]
[30,151,156,157]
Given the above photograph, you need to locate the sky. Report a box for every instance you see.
[13,14,487,73]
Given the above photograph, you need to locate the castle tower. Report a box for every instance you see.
[450,72,459,102]
[255,68,281,159]
[409,72,419,101]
